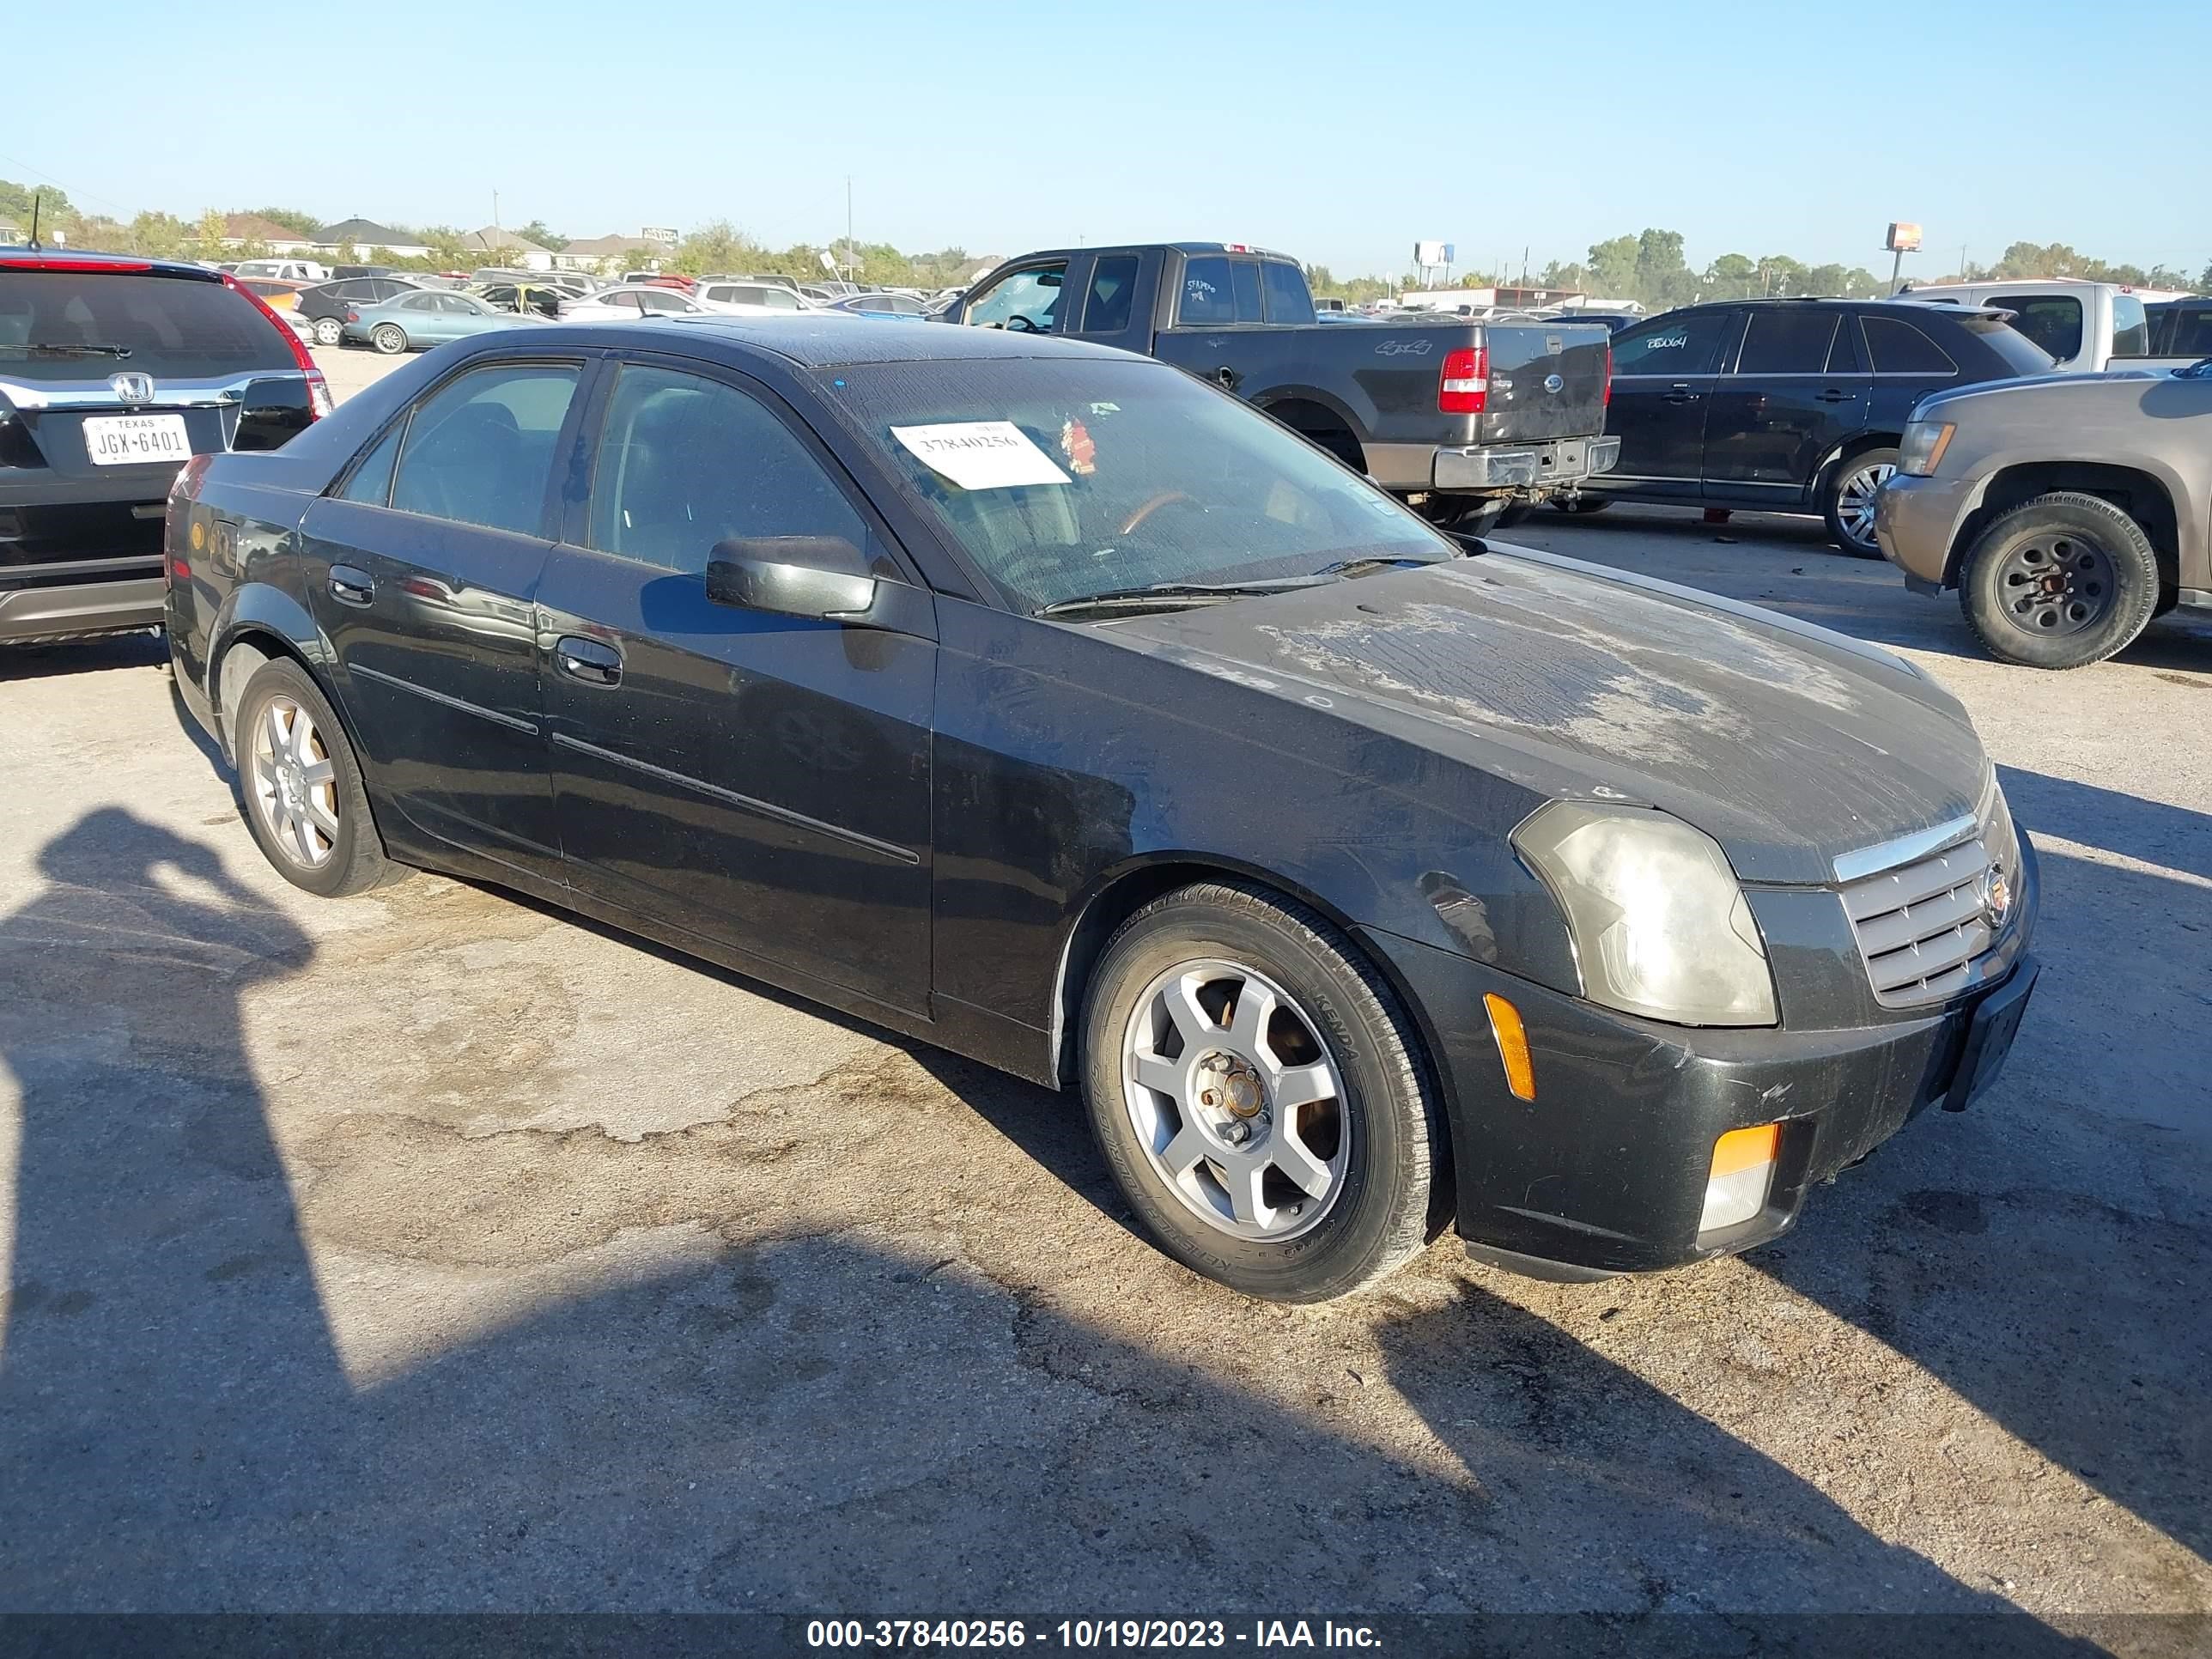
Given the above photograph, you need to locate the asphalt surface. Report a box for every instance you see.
[1,349,2206,1645]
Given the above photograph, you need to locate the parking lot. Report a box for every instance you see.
[3,345,2208,1641]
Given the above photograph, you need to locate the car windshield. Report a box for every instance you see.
[0,270,295,381]
[821,356,1455,611]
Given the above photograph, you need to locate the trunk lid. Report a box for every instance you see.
[1475,323,1611,443]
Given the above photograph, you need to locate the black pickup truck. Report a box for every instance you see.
[939,243,1618,526]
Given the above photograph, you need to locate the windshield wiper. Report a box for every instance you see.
[1313,555,1447,579]
[0,342,136,358]
[1034,575,1330,619]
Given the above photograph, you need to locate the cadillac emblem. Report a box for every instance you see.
[1979,863,2014,929]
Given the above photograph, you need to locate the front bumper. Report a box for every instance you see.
[1434,434,1620,494]
[1363,926,2039,1277]
[1873,471,1978,593]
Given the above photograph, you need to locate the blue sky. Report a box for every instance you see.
[9,0,2207,280]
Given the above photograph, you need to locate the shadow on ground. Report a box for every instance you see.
[0,811,2111,1646]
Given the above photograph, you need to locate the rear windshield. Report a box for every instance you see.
[1955,313,2057,376]
[0,270,295,382]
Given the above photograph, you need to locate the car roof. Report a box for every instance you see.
[0,249,222,283]
[517,316,1133,368]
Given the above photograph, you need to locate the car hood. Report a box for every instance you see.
[1108,550,1988,885]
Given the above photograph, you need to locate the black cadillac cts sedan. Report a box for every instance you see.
[167,319,2039,1302]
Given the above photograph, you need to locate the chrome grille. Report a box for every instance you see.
[1838,817,2000,1007]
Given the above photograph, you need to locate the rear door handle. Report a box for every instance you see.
[328,565,374,606]
[1815,388,1858,403]
[1662,384,1700,404]
[555,635,622,687]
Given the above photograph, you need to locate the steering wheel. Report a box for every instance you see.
[1005,314,1042,333]
[1119,490,1197,535]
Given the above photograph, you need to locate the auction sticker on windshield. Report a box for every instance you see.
[84,413,191,466]
[891,421,1071,489]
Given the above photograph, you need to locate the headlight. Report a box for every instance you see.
[1513,801,1778,1026]
[1899,418,1955,477]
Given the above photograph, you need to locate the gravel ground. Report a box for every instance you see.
[1,359,2206,1646]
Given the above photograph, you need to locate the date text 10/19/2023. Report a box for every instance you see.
[806,1620,1383,1650]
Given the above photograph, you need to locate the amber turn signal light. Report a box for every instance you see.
[1482,993,1535,1102]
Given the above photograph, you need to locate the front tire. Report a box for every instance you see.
[1822,446,1899,557]
[234,659,401,897]
[313,315,343,346]
[1080,881,1441,1303]
[1959,491,2160,669]
[370,323,407,356]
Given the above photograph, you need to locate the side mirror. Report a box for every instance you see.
[706,538,874,619]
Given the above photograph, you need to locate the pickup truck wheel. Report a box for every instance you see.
[1551,495,1611,514]
[1081,881,1440,1303]
[1821,447,1898,557]
[1959,491,2160,670]
[234,659,400,897]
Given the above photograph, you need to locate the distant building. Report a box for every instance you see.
[460,227,555,272]
[0,218,24,246]
[314,217,433,260]
[220,213,323,254]
[556,233,669,275]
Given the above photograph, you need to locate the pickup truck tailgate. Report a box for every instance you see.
[1478,325,1610,444]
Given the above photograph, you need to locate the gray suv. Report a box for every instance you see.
[1,250,329,646]
[1874,362,2212,667]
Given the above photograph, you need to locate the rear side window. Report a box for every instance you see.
[1612,309,1731,375]
[388,362,580,536]
[338,422,403,506]
[1733,309,1840,374]
[1082,255,1140,332]
[1863,314,1959,374]
[2109,294,2150,358]
[1986,295,2082,362]
[0,270,295,382]
[1261,261,1315,324]
[2171,307,2212,358]
[1179,257,1236,325]
[586,364,866,575]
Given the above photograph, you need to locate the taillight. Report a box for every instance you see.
[1439,345,1488,414]
[223,273,331,421]
[1603,343,1613,405]
[343,309,360,322]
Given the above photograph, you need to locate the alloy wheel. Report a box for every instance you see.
[249,696,340,868]
[1835,460,1895,550]
[1997,534,2115,635]
[1120,959,1349,1242]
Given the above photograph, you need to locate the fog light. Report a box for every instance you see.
[1702,1123,1779,1233]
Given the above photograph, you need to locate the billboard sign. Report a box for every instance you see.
[1885,222,1923,253]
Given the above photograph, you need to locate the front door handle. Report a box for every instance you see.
[1662,384,1700,404]
[328,565,374,607]
[554,635,622,687]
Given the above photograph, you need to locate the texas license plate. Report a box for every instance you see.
[83,412,192,466]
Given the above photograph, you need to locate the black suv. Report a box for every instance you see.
[1,250,328,645]
[1577,299,2052,555]
[296,276,422,346]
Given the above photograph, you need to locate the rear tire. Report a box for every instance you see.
[1079,880,1441,1303]
[233,659,402,897]
[370,324,407,356]
[1821,446,1898,558]
[313,316,343,346]
[1958,491,2160,670]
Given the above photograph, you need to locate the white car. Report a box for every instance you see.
[695,280,817,316]
[232,258,331,284]
[557,287,711,321]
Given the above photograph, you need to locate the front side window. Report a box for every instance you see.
[1733,309,1840,374]
[1612,310,1731,375]
[1863,314,1960,374]
[586,365,868,575]
[823,356,1455,611]
[387,362,580,535]
[965,264,1065,331]
[1987,295,2083,362]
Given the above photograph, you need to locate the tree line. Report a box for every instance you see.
[6,183,2203,304]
